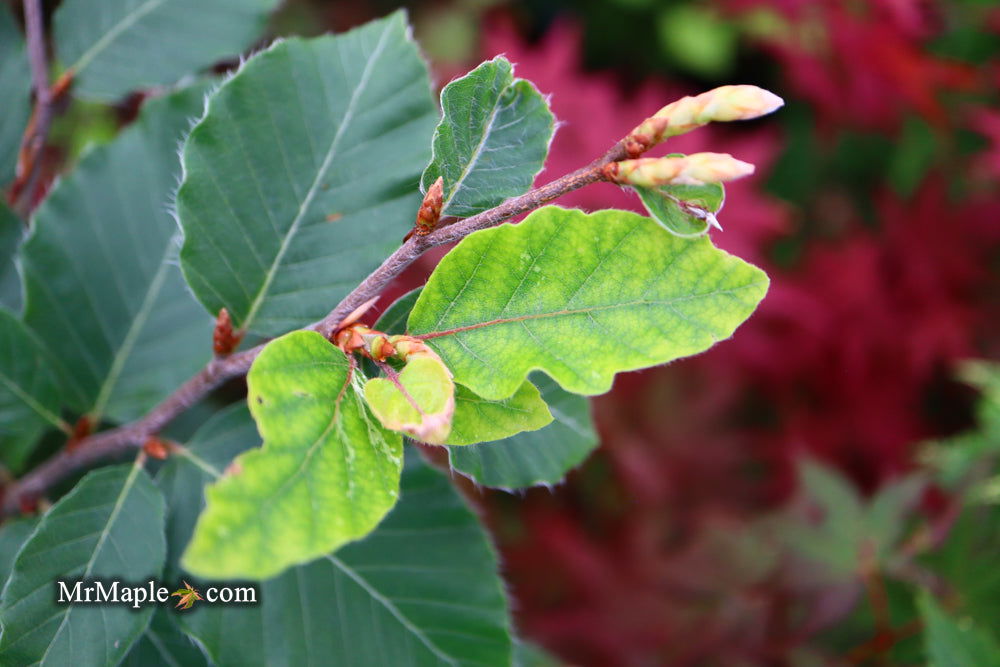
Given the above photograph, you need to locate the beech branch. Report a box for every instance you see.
[0,140,629,517]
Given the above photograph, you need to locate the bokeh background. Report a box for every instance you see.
[52,0,1000,664]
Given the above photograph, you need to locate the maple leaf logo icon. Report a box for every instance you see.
[171,581,203,610]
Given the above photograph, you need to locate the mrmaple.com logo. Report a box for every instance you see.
[55,579,257,610]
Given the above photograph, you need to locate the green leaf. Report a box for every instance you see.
[181,451,512,666]
[22,83,213,423]
[0,517,39,583]
[408,206,769,400]
[182,331,403,580]
[0,5,30,185]
[633,180,725,237]
[449,373,598,488]
[0,202,24,311]
[447,380,553,447]
[178,13,438,336]
[53,0,279,101]
[365,354,456,444]
[919,593,1000,667]
[0,463,166,666]
[122,609,209,667]
[376,289,422,335]
[0,309,65,472]
[421,56,555,217]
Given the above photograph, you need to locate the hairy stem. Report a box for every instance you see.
[0,140,626,517]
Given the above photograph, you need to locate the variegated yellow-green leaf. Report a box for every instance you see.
[182,331,403,580]
[408,206,769,401]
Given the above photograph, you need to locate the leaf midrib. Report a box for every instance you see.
[38,463,144,666]
[325,554,459,666]
[439,66,509,215]
[239,22,393,332]
[67,0,169,75]
[416,283,767,340]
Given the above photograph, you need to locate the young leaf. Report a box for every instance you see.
[449,374,598,488]
[408,206,769,401]
[180,451,512,667]
[0,464,166,666]
[919,593,1000,667]
[0,5,30,185]
[178,12,438,336]
[447,380,553,447]
[422,56,555,217]
[364,355,456,444]
[0,309,65,472]
[53,0,280,101]
[633,180,725,237]
[182,331,403,580]
[22,83,213,424]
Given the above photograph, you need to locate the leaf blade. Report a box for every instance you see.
[0,464,166,666]
[181,331,403,580]
[422,56,555,217]
[408,206,769,400]
[0,5,31,185]
[178,14,438,336]
[53,0,279,101]
[22,83,213,423]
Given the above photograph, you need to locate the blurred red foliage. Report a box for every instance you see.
[470,6,1000,664]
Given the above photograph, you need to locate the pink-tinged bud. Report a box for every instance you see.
[604,153,755,187]
[414,176,444,235]
[625,85,784,155]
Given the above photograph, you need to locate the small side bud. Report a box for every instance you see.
[603,153,755,187]
[625,85,784,155]
[66,415,93,452]
[414,176,444,236]
[143,436,172,460]
[213,308,243,356]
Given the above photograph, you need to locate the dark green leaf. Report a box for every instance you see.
[0,464,166,666]
[408,206,769,400]
[23,83,213,423]
[178,13,438,336]
[0,202,23,311]
[422,56,555,217]
[449,373,598,488]
[122,609,209,667]
[53,0,280,101]
[0,309,65,472]
[0,516,39,583]
[0,6,30,185]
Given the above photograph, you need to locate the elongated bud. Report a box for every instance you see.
[603,153,755,187]
[625,85,784,156]
[213,308,243,356]
[414,176,444,236]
